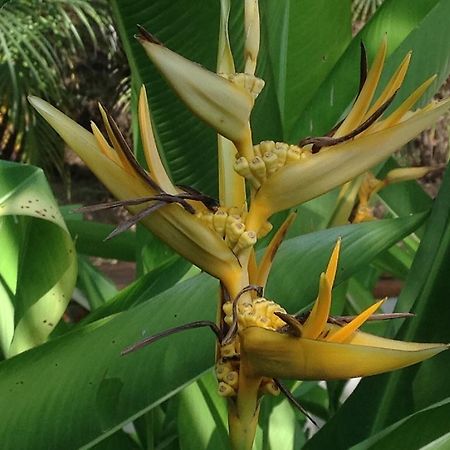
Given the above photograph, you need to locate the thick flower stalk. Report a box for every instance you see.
[30,2,450,449]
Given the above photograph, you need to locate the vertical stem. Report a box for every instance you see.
[228,368,262,450]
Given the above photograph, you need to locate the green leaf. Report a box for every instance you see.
[0,161,77,357]
[0,215,426,449]
[177,371,228,450]
[111,0,220,196]
[305,165,450,450]
[258,0,352,139]
[67,219,136,262]
[349,398,450,450]
[77,256,118,310]
[265,212,427,310]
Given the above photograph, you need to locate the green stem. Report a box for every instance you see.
[228,365,262,450]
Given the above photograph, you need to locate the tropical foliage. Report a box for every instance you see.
[0,1,450,449]
[0,0,114,172]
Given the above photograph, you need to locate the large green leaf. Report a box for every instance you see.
[0,214,425,449]
[350,398,450,450]
[265,213,426,309]
[0,161,76,357]
[305,165,450,450]
[289,0,450,141]
[177,371,228,450]
[111,0,220,195]
[258,0,351,139]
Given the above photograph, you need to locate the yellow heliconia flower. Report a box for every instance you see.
[242,39,450,232]
[28,92,242,287]
[137,26,263,155]
[28,4,450,448]
[239,241,448,381]
[353,166,440,223]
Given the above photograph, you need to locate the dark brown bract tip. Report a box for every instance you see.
[136,24,163,45]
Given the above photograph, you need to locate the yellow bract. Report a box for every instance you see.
[28,95,242,286]
[240,241,448,381]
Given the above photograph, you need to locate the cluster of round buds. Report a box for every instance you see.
[216,361,240,397]
[196,207,272,252]
[222,296,287,330]
[234,141,312,189]
[219,73,265,100]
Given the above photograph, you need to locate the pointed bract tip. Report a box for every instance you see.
[136,25,162,45]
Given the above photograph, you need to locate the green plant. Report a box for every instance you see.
[1,1,450,449]
[0,0,115,173]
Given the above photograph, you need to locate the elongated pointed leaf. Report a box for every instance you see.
[350,398,450,450]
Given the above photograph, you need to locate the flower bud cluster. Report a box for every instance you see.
[216,358,240,397]
[234,141,312,189]
[219,73,265,100]
[222,297,286,330]
[216,297,287,397]
[196,207,272,253]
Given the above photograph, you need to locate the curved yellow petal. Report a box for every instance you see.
[256,211,296,288]
[138,32,253,143]
[325,238,341,286]
[327,299,384,343]
[363,51,411,120]
[302,273,332,339]
[241,326,448,380]
[370,75,437,133]
[138,86,177,195]
[334,37,387,137]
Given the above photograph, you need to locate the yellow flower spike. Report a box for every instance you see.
[302,273,332,339]
[28,96,242,286]
[138,86,178,195]
[384,166,440,185]
[334,36,387,137]
[217,0,247,209]
[249,97,450,223]
[137,27,254,146]
[240,326,448,381]
[326,299,385,343]
[239,241,448,383]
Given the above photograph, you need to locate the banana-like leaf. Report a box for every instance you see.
[77,256,118,310]
[66,219,136,262]
[305,165,450,450]
[265,213,426,309]
[177,371,228,450]
[111,0,220,196]
[0,161,77,357]
[349,398,450,450]
[0,213,426,449]
[258,0,351,139]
